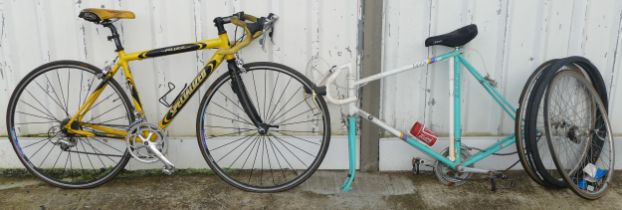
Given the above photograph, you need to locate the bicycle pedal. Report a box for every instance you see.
[489,176,497,191]
[411,157,434,175]
[498,174,508,179]
[412,157,422,175]
[162,166,175,175]
[488,173,512,191]
[144,140,176,175]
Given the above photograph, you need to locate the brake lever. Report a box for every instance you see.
[259,14,278,51]
[268,14,278,41]
[259,31,268,51]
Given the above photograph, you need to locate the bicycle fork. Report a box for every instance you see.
[142,60,261,175]
[341,115,357,192]
[226,60,274,132]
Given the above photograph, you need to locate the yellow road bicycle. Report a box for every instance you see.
[7,9,331,192]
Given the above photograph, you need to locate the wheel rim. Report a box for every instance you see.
[515,60,558,187]
[199,64,330,190]
[528,90,566,186]
[523,63,574,188]
[545,68,614,199]
[8,63,132,187]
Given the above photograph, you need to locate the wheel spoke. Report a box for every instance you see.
[273,131,320,145]
[199,66,327,190]
[226,135,260,169]
[8,64,134,187]
[18,100,60,121]
[268,87,302,123]
[266,78,292,121]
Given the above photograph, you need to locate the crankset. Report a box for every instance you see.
[434,147,473,186]
[126,122,175,174]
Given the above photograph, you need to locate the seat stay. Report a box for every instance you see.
[63,62,123,137]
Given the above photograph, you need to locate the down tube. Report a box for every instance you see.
[357,109,458,169]
[158,55,224,128]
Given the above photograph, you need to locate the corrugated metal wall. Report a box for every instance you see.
[1,0,621,138]
[0,0,358,136]
[382,0,622,136]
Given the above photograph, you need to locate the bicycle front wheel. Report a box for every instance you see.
[6,60,134,188]
[197,62,331,192]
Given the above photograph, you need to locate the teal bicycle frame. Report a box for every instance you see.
[322,48,517,192]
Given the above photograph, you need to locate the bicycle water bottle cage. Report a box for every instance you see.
[159,82,185,107]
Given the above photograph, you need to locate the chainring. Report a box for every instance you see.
[434,147,473,186]
[125,122,168,163]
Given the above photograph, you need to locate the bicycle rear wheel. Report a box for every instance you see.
[197,62,330,192]
[6,60,134,188]
[544,69,614,199]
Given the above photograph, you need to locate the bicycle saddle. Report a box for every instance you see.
[79,8,135,23]
[425,24,478,48]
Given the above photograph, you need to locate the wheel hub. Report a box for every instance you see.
[257,123,279,135]
[566,125,581,144]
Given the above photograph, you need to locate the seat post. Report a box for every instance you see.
[102,22,124,52]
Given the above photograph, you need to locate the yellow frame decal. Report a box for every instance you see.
[64,33,236,138]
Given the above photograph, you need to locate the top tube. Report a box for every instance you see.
[430,48,461,64]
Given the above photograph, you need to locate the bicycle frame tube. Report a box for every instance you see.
[65,33,235,137]
[336,48,518,178]
[450,55,461,162]
[341,115,358,192]
[457,54,516,119]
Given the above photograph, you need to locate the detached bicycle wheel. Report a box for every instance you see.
[524,63,568,188]
[544,69,614,199]
[6,60,134,188]
[197,62,330,192]
[515,59,561,188]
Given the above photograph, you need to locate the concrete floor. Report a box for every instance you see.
[0,170,621,209]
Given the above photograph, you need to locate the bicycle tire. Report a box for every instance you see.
[196,62,331,192]
[6,60,134,188]
[515,59,558,188]
[525,56,609,189]
[544,68,614,199]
